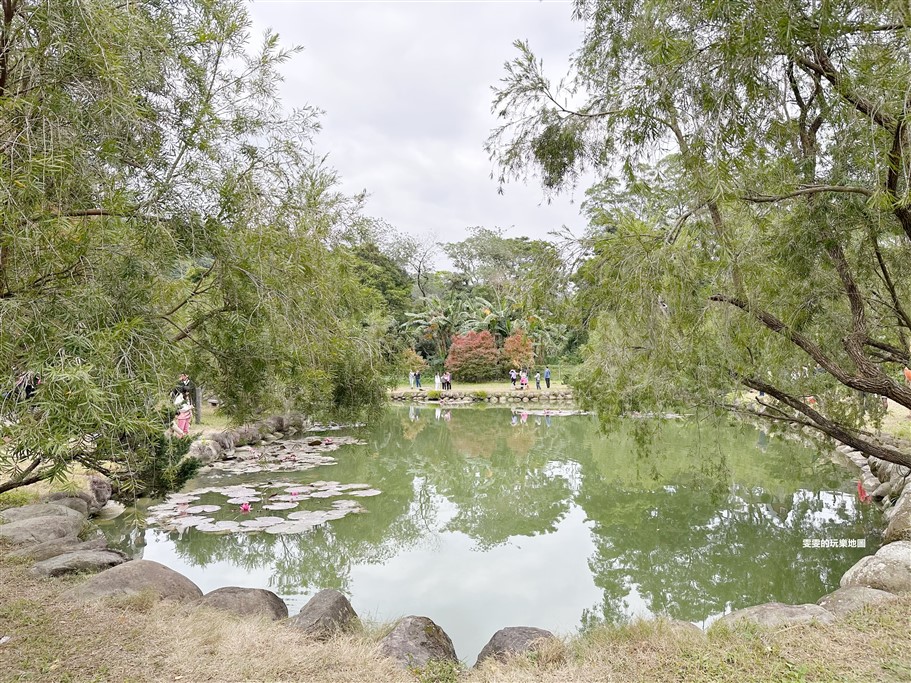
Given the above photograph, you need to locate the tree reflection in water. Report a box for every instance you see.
[102,406,880,627]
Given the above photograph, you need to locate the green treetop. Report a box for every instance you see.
[488,0,911,468]
[0,0,394,493]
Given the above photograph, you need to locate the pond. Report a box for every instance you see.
[100,405,881,663]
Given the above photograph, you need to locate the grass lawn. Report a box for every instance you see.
[878,399,911,442]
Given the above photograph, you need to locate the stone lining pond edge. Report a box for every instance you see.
[389,389,576,404]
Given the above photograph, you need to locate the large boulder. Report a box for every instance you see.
[89,477,112,508]
[817,586,898,616]
[883,488,911,544]
[840,541,911,593]
[187,439,221,464]
[44,491,97,514]
[63,559,202,603]
[474,626,556,667]
[379,616,458,670]
[30,550,127,578]
[0,503,86,525]
[0,515,85,546]
[211,431,236,451]
[287,589,359,638]
[715,602,835,628]
[199,587,288,621]
[8,536,108,562]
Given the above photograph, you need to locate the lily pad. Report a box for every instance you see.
[264,520,321,534]
[185,504,221,514]
[262,502,298,511]
[195,520,243,533]
[347,489,382,497]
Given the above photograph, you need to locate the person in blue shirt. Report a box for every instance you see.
[544,366,551,389]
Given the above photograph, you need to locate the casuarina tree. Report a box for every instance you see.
[489,0,911,467]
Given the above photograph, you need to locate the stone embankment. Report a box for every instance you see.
[389,388,575,404]
[184,413,311,466]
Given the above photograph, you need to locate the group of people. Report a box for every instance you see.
[408,370,454,391]
[509,366,551,390]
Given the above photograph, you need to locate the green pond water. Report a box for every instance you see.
[101,405,881,662]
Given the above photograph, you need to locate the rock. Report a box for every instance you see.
[0,503,86,525]
[49,496,90,517]
[840,541,911,593]
[188,439,221,464]
[45,491,98,513]
[264,416,285,432]
[90,477,112,508]
[868,456,886,478]
[872,481,892,500]
[199,587,288,621]
[63,559,202,603]
[715,602,835,628]
[94,500,126,521]
[210,431,235,450]
[817,586,897,616]
[288,589,359,638]
[474,626,555,667]
[379,616,458,670]
[883,488,911,543]
[30,550,127,578]
[0,514,86,546]
[8,536,108,562]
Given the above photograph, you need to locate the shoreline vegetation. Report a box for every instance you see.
[1,546,909,683]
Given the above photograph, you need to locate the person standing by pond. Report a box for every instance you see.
[415,371,422,389]
[434,373,441,391]
[408,370,414,389]
[174,373,194,403]
[443,371,452,390]
[544,366,551,389]
[174,396,193,436]
[520,369,528,389]
[509,368,517,388]
[535,370,541,390]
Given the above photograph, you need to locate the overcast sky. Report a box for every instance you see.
[248,0,587,250]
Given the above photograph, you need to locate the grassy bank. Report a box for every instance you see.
[1,548,909,683]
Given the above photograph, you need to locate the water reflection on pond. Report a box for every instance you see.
[101,405,881,662]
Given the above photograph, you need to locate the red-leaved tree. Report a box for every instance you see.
[502,331,534,369]
[444,331,500,382]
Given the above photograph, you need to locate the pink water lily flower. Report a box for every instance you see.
[240,502,251,513]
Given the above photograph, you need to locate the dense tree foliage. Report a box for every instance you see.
[488,0,911,467]
[502,331,535,370]
[444,331,501,382]
[0,0,394,493]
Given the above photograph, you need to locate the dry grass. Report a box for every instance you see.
[2,550,910,683]
[878,399,911,442]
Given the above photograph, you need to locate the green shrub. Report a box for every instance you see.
[425,390,442,400]
[472,390,488,400]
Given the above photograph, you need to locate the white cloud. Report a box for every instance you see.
[249,0,588,250]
